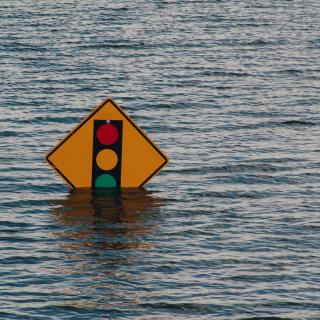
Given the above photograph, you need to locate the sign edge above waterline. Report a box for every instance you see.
[45,97,169,189]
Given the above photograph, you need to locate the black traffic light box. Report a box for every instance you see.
[92,120,123,188]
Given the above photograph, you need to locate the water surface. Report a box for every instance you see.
[0,1,319,319]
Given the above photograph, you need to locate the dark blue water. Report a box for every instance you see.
[1,1,320,319]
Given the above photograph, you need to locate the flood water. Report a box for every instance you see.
[1,1,320,319]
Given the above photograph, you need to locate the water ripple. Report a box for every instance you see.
[0,0,319,319]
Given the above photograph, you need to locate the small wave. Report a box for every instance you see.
[77,42,147,50]
[193,190,269,199]
[281,120,317,126]
[244,39,271,46]
[108,6,129,11]
[0,130,34,137]
[241,317,293,320]
[276,69,304,75]
[140,302,218,313]
[210,71,252,77]
[222,38,286,47]
[220,119,317,130]
[168,163,284,174]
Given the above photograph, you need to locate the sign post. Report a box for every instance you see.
[46,97,168,188]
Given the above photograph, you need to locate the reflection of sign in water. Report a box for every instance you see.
[53,188,163,251]
[46,97,168,189]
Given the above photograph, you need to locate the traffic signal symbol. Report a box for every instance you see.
[45,97,168,188]
[92,120,123,188]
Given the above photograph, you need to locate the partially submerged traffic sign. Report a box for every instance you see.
[46,97,168,189]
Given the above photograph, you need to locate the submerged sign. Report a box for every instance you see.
[46,97,168,189]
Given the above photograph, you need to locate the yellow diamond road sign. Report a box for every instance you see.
[46,97,168,189]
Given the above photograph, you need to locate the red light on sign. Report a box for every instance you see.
[96,123,119,145]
